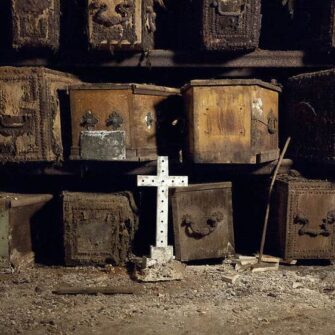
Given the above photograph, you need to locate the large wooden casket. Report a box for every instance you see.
[180,0,262,51]
[11,0,60,50]
[62,192,139,266]
[182,79,281,164]
[0,67,80,163]
[287,69,335,164]
[171,182,234,261]
[69,84,181,161]
[0,193,53,270]
[268,176,335,260]
[87,0,158,51]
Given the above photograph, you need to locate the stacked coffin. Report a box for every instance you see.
[0,1,335,272]
[69,83,182,161]
[0,67,80,162]
[1,67,334,266]
[1,1,335,53]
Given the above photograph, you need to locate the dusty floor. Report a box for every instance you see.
[1,261,335,335]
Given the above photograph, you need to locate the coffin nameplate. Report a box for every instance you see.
[80,130,126,160]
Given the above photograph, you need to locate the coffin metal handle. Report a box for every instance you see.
[181,212,223,239]
[296,101,317,117]
[212,0,245,16]
[294,211,335,238]
[89,1,133,27]
[0,114,28,128]
[268,112,278,134]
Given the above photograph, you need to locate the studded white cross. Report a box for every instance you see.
[137,156,188,262]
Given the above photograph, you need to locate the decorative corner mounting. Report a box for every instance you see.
[80,110,98,130]
[106,111,123,130]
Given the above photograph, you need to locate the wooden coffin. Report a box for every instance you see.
[180,0,261,51]
[268,176,335,260]
[0,67,80,162]
[294,0,335,50]
[171,182,234,261]
[69,83,181,161]
[11,0,60,50]
[0,193,53,270]
[287,69,335,164]
[182,79,281,164]
[87,0,157,51]
[63,192,139,266]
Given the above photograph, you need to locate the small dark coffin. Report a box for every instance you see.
[11,0,60,50]
[287,69,335,164]
[69,84,181,161]
[294,0,335,50]
[0,193,53,270]
[171,182,234,261]
[63,192,138,266]
[182,79,281,164]
[0,67,80,162]
[87,0,157,51]
[180,0,261,51]
[268,176,335,260]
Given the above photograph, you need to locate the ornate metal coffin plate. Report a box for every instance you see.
[80,130,126,160]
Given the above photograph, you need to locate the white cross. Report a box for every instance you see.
[137,156,188,261]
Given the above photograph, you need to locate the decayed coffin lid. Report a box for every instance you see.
[181,79,282,93]
[171,182,232,194]
[69,83,180,96]
[0,193,53,208]
[11,0,60,50]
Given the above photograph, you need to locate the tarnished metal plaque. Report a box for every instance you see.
[268,176,335,260]
[11,0,60,50]
[80,130,126,160]
[63,192,139,266]
[171,182,234,261]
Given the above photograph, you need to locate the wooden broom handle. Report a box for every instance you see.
[258,137,291,263]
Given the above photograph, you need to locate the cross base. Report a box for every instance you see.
[135,260,185,282]
[142,245,174,268]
